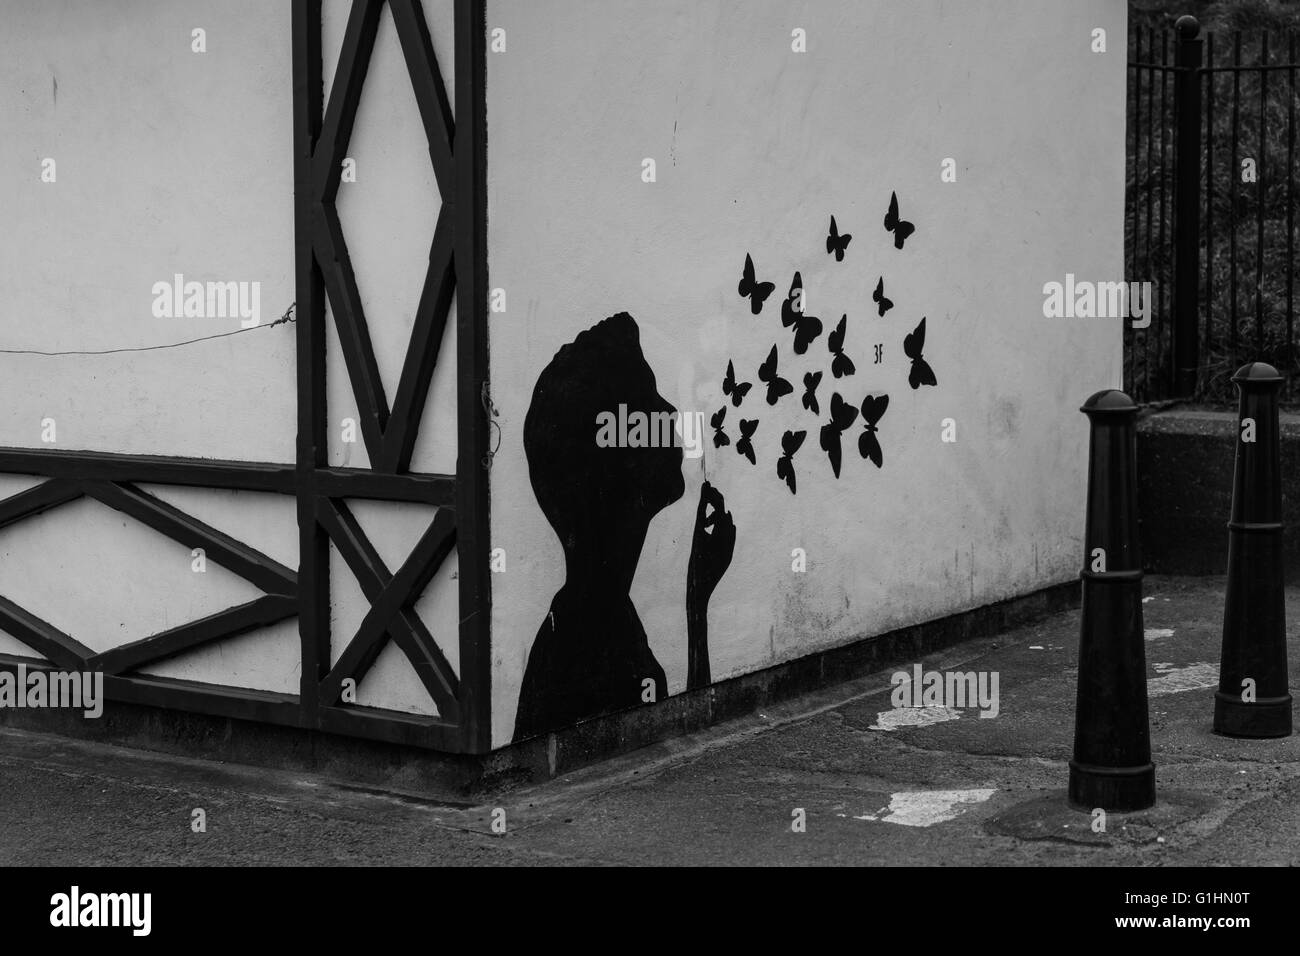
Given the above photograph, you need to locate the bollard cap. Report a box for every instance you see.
[1175,15,1200,39]
[1231,361,1283,385]
[1080,388,1137,416]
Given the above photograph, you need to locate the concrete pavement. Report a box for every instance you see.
[2,575,1298,866]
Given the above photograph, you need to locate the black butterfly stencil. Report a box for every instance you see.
[735,418,759,465]
[903,317,938,389]
[738,253,776,314]
[873,276,893,317]
[826,215,852,262]
[776,429,808,494]
[883,191,915,250]
[828,314,856,379]
[802,370,822,415]
[757,344,793,405]
[819,392,859,479]
[858,394,890,468]
[711,406,730,448]
[722,359,752,407]
[781,272,823,354]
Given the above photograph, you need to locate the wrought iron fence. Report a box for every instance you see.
[1126,17,1299,403]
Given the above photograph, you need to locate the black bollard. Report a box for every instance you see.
[1214,362,1293,738]
[1069,389,1156,812]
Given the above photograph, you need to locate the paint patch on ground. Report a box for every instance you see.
[1148,662,1218,696]
[855,788,997,827]
[868,706,962,731]
[1144,628,1175,642]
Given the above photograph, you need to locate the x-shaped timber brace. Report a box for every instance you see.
[0,0,492,753]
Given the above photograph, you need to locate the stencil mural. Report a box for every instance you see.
[718,192,941,495]
[781,271,822,354]
[825,216,851,261]
[515,193,942,734]
[514,314,736,740]
[487,0,1124,751]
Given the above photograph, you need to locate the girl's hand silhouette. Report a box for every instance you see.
[686,481,735,691]
[688,481,735,601]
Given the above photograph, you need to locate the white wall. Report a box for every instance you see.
[0,0,295,460]
[0,0,460,716]
[486,0,1127,746]
[0,0,1128,749]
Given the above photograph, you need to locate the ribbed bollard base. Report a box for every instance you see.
[1068,760,1156,812]
[1213,691,1293,738]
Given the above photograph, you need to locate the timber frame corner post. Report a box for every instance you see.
[292,0,492,754]
[0,0,490,756]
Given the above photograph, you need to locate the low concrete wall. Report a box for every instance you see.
[1137,408,1300,580]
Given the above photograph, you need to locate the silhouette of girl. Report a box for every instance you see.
[514,313,736,741]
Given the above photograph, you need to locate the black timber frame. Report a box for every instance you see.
[0,0,492,754]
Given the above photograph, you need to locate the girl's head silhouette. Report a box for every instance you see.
[523,313,684,588]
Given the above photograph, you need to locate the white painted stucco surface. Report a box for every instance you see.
[0,0,296,460]
[486,0,1127,746]
[0,1,1126,744]
[0,0,460,712]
